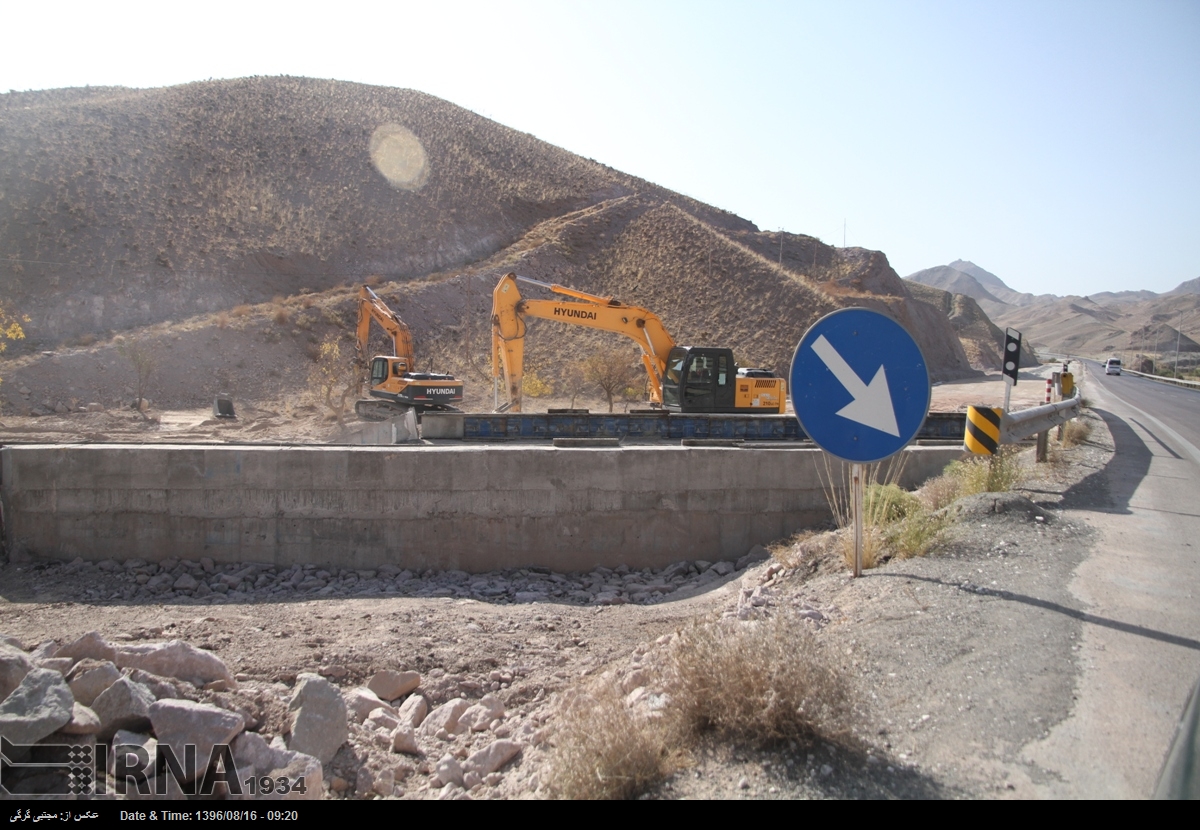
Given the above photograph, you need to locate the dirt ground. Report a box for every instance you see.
[0,367,1107,799]
[0,364,1061,447]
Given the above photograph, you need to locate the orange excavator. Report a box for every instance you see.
[353,285,463,421]
[490,273,785,414]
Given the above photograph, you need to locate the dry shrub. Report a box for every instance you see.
[215,311,230,329]
[669,614,848,744]
[547,682,673,800]
[272,305,290,326]
[916,470,961,513]
[365,274,384,287]
[1060,418,1091,447]
[886,509,951,558]
[231,304,252,318]
[945,447,1025,496]
[301,295,316,309]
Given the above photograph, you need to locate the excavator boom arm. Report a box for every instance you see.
[491,273,676,412]
[356,285,415,368]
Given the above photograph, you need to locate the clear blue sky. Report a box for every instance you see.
[3,0,1197,296]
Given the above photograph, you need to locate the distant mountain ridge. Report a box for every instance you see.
[905,261,1200,359]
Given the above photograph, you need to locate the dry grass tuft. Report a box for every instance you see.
[231,304,252,318]
[945,447,1025,496]
[820,456,914,570]
[669,614,848,744]
[546,682,674,800]
[548,612,849,798]
[215,311,230,329]
[916,471,961,513]
[272,305,291,326]
[1060,418,1091,447]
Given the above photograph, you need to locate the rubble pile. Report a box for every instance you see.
[29,547,776,607]
[0,629,545,799]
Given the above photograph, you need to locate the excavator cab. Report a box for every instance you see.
[367,356,462,406]
[370,357,409,386]
[663,347,785,414]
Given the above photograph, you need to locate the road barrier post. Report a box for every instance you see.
[1037,379,1052,462]
[964,406,1002,455]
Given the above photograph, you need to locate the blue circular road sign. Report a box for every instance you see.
[789,307,930,463]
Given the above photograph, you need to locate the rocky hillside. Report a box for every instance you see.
[2,77,987,414]
[907,261,1200,362]
[903,281,1037,371]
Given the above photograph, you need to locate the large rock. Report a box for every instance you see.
[344,687,392,723]
[124,668,192,700]
[115,640,233,687]
[67,660,121,706]
[0,643,33,703]
[56,631,118,664]
[420,698,470,738]
[396,694,428,728]
[365,707,399,732]
[458,694,505,732]
[0,668,74,744]
[149,699,245,783]
[59,702,101,735]
[110,729,159,785]
[38,657,76,675]
[390,725,419,755]
[464,739,520,776]
[432,754,464,788]
[287,674,347,766]
[230,732,322,800]
[91,677,156,738]
[366,669,420,702]
[29,641,59,662]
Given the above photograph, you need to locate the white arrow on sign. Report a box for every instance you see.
[811,334,900,437]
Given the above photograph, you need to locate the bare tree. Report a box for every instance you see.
[116,335,157,419]
[583,347,641,413]
[562,358,589,409]
[307,334,357,425]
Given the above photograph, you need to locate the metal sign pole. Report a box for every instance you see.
[851,462,864,578]
[790,308,932,579]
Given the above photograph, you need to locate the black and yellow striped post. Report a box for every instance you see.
[965,406,1003,455]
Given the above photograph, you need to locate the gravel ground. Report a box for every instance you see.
[0,407,1111,799]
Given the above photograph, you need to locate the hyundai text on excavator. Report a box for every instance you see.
[490,273,785,414]
[353,285,463,421]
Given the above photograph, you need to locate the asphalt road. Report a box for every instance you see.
[1023,362,1200,797]
[1083,361,1200,461]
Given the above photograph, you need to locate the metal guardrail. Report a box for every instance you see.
[1001,396,1082,444]
[1122,368,1200,390]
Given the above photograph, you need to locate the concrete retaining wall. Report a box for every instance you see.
[0,444,963,573]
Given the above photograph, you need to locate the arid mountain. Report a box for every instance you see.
[1,77,985,414]
[1166,276,1200,297]
[903,281,1037,371]
[906,262,1200,367]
